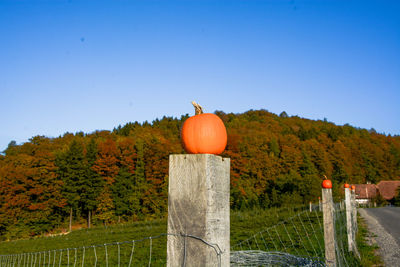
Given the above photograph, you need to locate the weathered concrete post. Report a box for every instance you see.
[318,197,322,212]
[167,154,230,267]
[345,187,353,252]
[322,187,336,267]
[351,188,357,242]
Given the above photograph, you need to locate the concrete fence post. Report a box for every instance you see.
[351,189,358,243]
[322,187,336,267]
[318,197,322,212]
[345,187,353,252]
[167,154,230,267]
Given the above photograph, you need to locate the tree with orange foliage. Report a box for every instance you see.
[0,136,65,238]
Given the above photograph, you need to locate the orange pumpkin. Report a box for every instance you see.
[181,101,227,154]
[344,183,350,188]
[351,185,356,191]
[322,179,332,189]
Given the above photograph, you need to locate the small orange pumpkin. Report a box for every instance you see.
[351,185,356,191]
[181,101,227,154]
[344,183,350,188]
[322,176,332,189]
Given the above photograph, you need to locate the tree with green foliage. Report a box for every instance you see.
[96,188,115,226]
[279,111,289,118]
[82,138,103,228]
[393,188,400,206]
[112,167,134,222]
[268,138,280,157]
[133,139,146,217]
[111,138,136,222]
[298,153,320,202]
[56,139,86,232]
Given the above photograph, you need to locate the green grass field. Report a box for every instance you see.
[0,206,373,266]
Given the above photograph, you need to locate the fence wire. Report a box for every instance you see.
[1,199,361,267]
[231,200,360,267]
[231,205,326,266]
[0,233,222,267]
[231,251,325,267]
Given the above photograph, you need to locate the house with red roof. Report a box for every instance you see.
[376,180,400,201]
[354,180,400,204]
[354,183,377,204]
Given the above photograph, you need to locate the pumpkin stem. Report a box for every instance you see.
[191,101,204,115]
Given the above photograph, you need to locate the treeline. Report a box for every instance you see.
[0,110,399,239]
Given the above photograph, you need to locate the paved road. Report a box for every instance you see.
[360,207,400,266]
[365,207,400,246]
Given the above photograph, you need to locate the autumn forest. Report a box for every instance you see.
[1,110,399,240]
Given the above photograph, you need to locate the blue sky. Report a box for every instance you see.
[1,0,399,151]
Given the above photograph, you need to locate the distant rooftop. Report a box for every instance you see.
[377,180,400,200]
[354,180,400,200]
[354,184,377,199]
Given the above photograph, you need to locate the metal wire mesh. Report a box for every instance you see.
[0,233,222,267]
[0,199,360,267]
[230,250,325,266]
[231,200,360,267]
[231,206,326,266]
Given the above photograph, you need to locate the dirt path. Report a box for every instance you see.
[358,208,400,267]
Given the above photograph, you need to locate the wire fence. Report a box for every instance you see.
[0,200,360,267]
[0,233,221,267]
[231,205,326,266]
[230,200,359,267]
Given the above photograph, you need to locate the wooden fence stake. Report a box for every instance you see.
[322,187,336,267]
[167,154,230,267]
